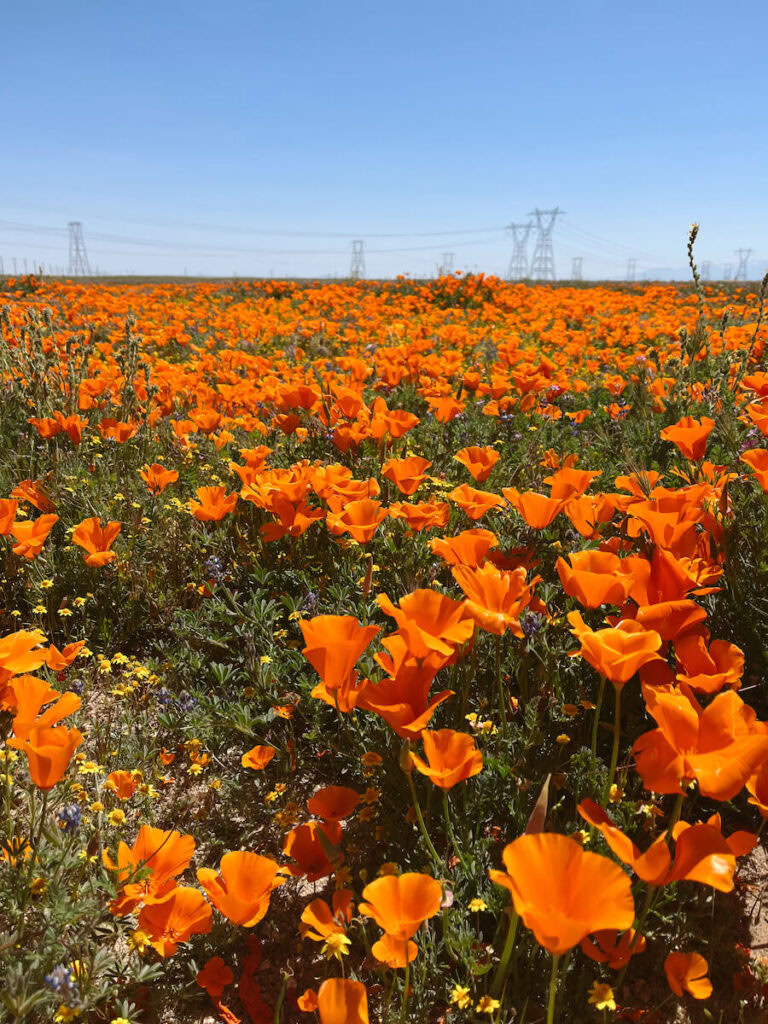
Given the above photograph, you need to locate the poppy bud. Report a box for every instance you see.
[399,742,414,774]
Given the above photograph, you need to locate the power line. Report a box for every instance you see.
[528,208,563,281]
[68,222,91,276]
[506,221,532,281]
[350,240,365,279]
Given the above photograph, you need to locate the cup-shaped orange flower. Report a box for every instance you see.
[376,589,473,660]
[190,486,237,521]
[326,497,388,543]
[429,528,498,568]
[453,446,500,483]
[300,615,380,692]
[581,928,646,969]
[10,514,58,559]
[0,628,48,687]
[0,499,17,535]
[489,833,634,955]
[660,416,715,461]
[503,488,564,529]
[359,872,442,941]
[452,562,537,636]
[13,724,83,790]
[674,632,743,693]
[72,517,121,567]
[104,769,139,800]
[103,824,196,914]
[7,674,80,739]
[283,820,343,881]
[138,885,212,957]
[382,456,431,496]
[196,956,234,998]
[556,551,634,609]
[568,612,662,685]
[448,483,505,521]
[307,785,360,821]
[241,745,276,770]
[317,979,369,1024]
[409,729,483,789]
[664,951,712,999]
[140,462,179,493]
[197,850,285,926]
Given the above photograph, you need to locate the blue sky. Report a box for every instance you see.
[1,0,766,279]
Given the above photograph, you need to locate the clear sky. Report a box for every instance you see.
[1,0,766,280]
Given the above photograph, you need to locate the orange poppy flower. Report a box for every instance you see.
[740,447,768,492]
[12,724,84,790]
[674,631,743,693]
[298,989,319,1013]
[563,493,617,539]
[359,872,442,941]
[409,729,483,789]
[489,833,634,955]
[140,463,179,493]
[196,956,235,998]
[71,517,121,567]
[448,483,505,521]
[664,951,712,999]
[556,551,634,608]
[282,820,343,881]
[300,890,354,942]
[387,500,450,532]
[0,628,48,687]
[544,467,601,500]
[581,928,646,969]
[358,647,453,739]
[429,528,498,568]
[99,418,138,443]
[425,395,465,422]
[371,932,418,967]
[241,745,276,770]
[503,488,564,529]
[376,589,473,660]
[45,641,85,671]
[316,979,369,1024]
[326,497,388,543]
[10,479,55,513]
[197,850,285,926]
[0,499,18,535]
[453,446,500,483]
[10,513,58,559]
[633,687,768,799]
[190,486,237,522]
[660,416,715,461]
[300,615,379,693]
[103,824,196,914]
[382,456,431,496]
[138,885,212,957]
[7,675,80,739]
[567,612,662,685]
[452,562,537,636]
[307,785,360,821]
[104,770,139,800]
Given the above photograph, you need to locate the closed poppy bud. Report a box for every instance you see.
[399,742,414,774]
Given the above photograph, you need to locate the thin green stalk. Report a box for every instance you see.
[406,770,441,870]
[615,883,658,989]
[495,634,507,738]
[546,954,560,1024]
[664,792,685,842]
[490,907,519,998]
[400,947,410,1024]
[591,675,606,758]
[442,790,470,871]
[602,684,622,807]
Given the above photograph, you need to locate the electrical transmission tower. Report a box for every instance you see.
[626,258,637,282]
[701,261,711,281]
[350,240,366,280]
[528,208,563,280]
[505,221,533,280]
[571,257,583,281]
[68,222,91,276]
[439,252,454,275]
[723,264,733,281]
[735,249,753,281]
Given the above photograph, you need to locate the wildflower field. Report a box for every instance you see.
[2,250,768,1024]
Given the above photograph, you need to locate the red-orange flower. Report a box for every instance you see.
[103,824,196,914]
[409,729,483,789]
[190,486,237,521]
[197,850,285,926]
[452,562,538,636]
[10,514,58,559]
[307,785,360,821]
[382,456,431,496]
[316,979,369,1024]
[376,589,473,660]
[660,416,715,461]
[300,615,379,693]
[568,612,662,685]
[140,463,179,493]
[359,872,442,941]
[664,951,712,999]
[453,446,500,483]
[71,517,121,567]
[556,551,634,608]
[326,498,388,543]
[241,745,276,770]
[138,886,212,957]
[448,483,505,521]
[11,724,83,790]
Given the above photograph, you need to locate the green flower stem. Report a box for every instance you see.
[490,906,519,998]
[495,634,507,738]
[664,792,685,842]
[546,954,561,1024]
[602,684,622,807]
[407,770,442,870]
[442,790,470,872]
[400,947,410,1024]
[591,675,606,758]
[615,883,658,989]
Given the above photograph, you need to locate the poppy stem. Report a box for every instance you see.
[602,684,622,807]
[495,634,507,737]
[615,883,658,989]
[399,948,410,1024]
[591,675,606,759]
[442,790,470,872]
[407,770,442,870]
[490,906,519,998]
[546,953,560,1024]
[664,792,685,843]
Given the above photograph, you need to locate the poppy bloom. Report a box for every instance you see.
[0,499,18,535]
[568,613,662,686]
[0,628,48,688]
[10,514,59,559]
[197,850,285,926]
[103,824,196,914]
[382,456,431,496]
[448,483,505,521]
[99,418,138,443]
[140,463,179,493]
[633,687,768,800]
[544,467,601,500]
[241,745,276,770]
[503,488,564,529]
[425,395,465,422]
[316,979,369,1024]
[45,641,85,671]
[71,517,121,567]
[7,675,80,739]
[104,770,139,800]
[409,730,483,789]
[429,528,498,568]
[138,886,213,957]
[358,641,454,739]
[307,785,360,821]
[371,932,418,967]
[581,928,646,969]
[283,820,343,881]
[190,486,238,521]
[556,551,634,609]
[387,500,450,532]
[326,498,388,543]
[664,952,712,999]
[300,890,354,943]
[453,446,500,483]
[660,416,715,461]
[300,616,379,693]
[196,957,235,998]
[376,589,473,661]
[11,724,83,790]
[489,833,634,955]
[10,479,55,513]
[359,872,442,941]
[674,632,743,693]
[452,562,538,636]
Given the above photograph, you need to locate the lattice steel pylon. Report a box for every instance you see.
[701,261,711,281]
[350,240,366,280]
[528,207,563,280]
[723,263,733,281]
[571,257,583,281]
[626,258,637,282]
[735,249,753,281]
[505,221,533,280]
[440,252,454,275]
[68,222,91,276]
